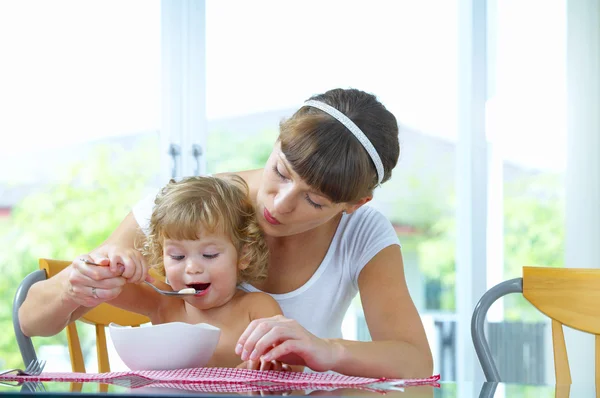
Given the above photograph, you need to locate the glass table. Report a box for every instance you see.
[0,380,589,397]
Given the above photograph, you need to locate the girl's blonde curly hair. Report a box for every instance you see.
[142,175,269,283]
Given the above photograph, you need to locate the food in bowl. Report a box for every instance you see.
[109,322,221,370]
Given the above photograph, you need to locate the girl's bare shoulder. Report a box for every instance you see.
[235,291,282,321]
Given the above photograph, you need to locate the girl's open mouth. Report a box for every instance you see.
[187,283,211,296]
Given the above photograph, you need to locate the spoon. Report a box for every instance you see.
[143,281,198,296]
[79,258,199,297]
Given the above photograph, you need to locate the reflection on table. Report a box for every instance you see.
[0,379,595,397]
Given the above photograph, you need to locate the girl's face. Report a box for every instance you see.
[163,230,242,310]
[255,143,354,238]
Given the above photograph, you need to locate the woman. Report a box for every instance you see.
[19,88,433,378]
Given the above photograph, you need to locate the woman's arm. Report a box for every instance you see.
[332,245,433,378]
[18,263,124,337]
[19,212,148,337]
[19,267,87,337]
[236,246,433,379]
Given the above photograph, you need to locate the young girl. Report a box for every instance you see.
[107,175,288,370]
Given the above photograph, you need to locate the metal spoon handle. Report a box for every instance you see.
[79,258,194,297]
[143,280,193,296]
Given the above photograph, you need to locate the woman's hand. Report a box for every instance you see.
[65,256,127,307]
[235,315,342,372]
[66,247,149,307]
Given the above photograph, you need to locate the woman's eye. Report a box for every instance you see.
[272,165,287,180]
[203,253,219,259]
[305,193,323,210]
[170,255,185,261]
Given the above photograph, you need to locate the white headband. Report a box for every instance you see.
[303,100,384,184]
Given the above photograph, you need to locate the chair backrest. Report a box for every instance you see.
[13,269,48,368]
[13,258,151,373]
[472,266,600,385]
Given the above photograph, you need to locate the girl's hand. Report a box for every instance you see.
[235,315,342,372]
[236,359,292,372]
[88,244,148,284]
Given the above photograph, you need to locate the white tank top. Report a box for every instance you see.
[133,195,400,339]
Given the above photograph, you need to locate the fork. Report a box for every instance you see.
[20,380,47,393]
[0,359,46,377]
[0,360,46,388]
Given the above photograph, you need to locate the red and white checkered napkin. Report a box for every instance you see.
[0,367,440,391]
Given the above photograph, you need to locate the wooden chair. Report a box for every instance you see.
[472,266,600,391]
[13,258,151,374]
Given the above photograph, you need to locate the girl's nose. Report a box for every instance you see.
[185,260,204,274]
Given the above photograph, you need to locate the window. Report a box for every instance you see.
[0,0,161,371]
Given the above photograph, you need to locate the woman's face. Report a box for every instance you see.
[255,143,350,238]
[162,230,241,310]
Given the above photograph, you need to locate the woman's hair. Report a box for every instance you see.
[142,176,268,283]
[279,88,400,203]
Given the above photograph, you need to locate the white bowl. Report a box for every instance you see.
[109,322,221,371]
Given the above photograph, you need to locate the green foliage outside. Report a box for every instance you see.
[384,161,564,320]
[0,139,159,368]
[502,173,564,321]
[206,128,277,174]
